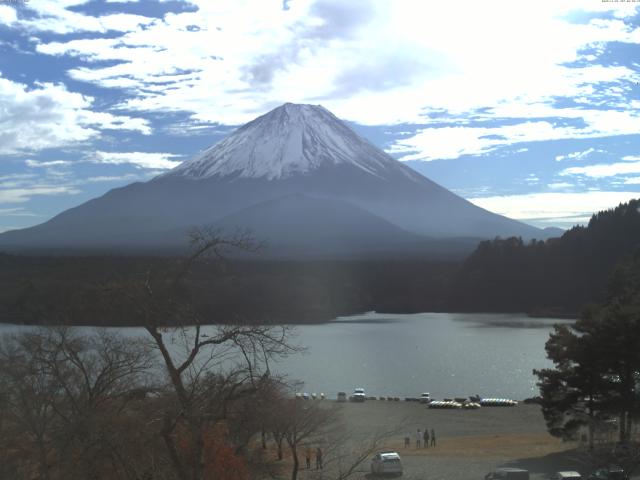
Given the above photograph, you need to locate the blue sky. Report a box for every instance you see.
[0,0,639,232]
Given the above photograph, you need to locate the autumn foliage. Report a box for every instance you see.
[204,423,249,480]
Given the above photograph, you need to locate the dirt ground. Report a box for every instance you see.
[290,400,635,480]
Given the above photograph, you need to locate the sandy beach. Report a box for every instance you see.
[294,401,600,480]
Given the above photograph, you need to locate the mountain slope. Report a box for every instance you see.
[0,103,549,254]
[212,193,428,258]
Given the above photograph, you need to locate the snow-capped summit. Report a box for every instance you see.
[167,103,419,181]
[0,103,554,255]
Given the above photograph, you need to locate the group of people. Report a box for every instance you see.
[404,428,436,448]
[304,447,323,470]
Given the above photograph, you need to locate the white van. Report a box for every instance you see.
[371,451,403,476]
[352,387,366,402]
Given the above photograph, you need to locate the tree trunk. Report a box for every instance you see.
[261,430,267,450]
[37,436,50,480]
[290,446,299,480]
[587,400,595,451]
[192,425,205,480]
[162,416,188,480]
[619,411,627,444]
[276,437,283,460]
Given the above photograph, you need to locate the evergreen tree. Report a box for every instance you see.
[535,249,640,445]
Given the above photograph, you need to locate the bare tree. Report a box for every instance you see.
[105,227,300,480]
[282,399,334,480]
[303,410,408,480]
[0,228,301,480]
[321,427,403,480]
[0,332,58,480]
[0,328,155,480]
[264,390,402,480]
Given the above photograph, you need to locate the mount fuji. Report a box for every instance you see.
[0,103,550,257]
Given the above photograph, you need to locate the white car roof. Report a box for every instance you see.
[379,452,400,459]
[555,473,581,478]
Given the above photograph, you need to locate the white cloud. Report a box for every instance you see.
[0,171,83,207]
[25,160,73,167]
[623,177,640,185]
[560,160,640,178]
[0,5,17,25]
[0,173,37,183]
[0,76,151,154]
[622,155,640,162]
[22,0,639,133]
[78,110,151,134]
[0,185,81,204]
[525,174,539,185]
[91,151,183,169]
[391,107,640,161]
[85,174,138,182]
[547,182,574,189]
[0,207,37,217]
[470,191,640,226]
[555,147,601,162]
[17,0,155,34]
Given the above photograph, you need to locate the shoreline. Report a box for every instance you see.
[0,310,577,328]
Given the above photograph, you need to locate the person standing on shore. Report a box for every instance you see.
[305,448,311,469]
[423,428,429,448]
[416,428,421,448]
[404,433,410,447]
[316,447,323,469]
[431,429,436,447]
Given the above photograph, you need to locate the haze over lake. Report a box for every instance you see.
[0,312,569,401]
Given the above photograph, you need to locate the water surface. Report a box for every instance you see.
[0,312,570,400]
[273,312,570,400]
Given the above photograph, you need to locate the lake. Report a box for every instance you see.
[0,312,570,401]
[274,312,570,400]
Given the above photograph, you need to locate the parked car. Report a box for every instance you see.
[484,468,530,480]
[337,391,347,402]
[587,466,629,480]
[419,392,431,404]
[552,472,582,480]
[352,387,366,402]
[371,451,403,476]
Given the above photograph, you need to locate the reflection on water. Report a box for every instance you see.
[450,314,571,329]
[330,316,400,325]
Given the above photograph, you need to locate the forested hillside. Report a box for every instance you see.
[449,199,640,315]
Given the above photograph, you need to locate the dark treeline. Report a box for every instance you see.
[0,254,456,326]
[2,199,640,326]
[450,199,640,316]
